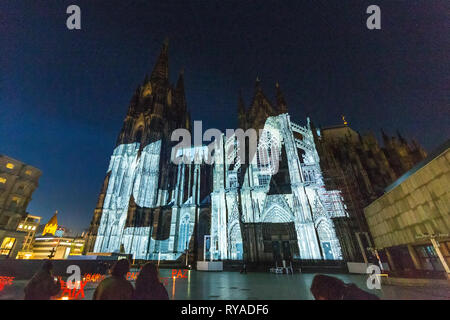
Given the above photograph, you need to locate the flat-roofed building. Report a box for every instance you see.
[29,212,85,259]
[0,155,41,259]
[364,140,450,279]
[32,236,85,260]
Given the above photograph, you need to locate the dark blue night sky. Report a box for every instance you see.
[1,0,449,232]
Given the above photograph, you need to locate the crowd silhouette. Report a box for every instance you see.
[23,260,379,300]
[24,259,169,300]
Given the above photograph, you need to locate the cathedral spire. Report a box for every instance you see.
[247,78,277,130]
[175,69,186,110]
[381,128,389,144]
[143,73,149,84]
[396,130,407,145]
[176,68,185,90]
[275,82,287,114]
[150,38,169,84]
[238,89,245,114]
[255,77,261,90]
[238,90,246,129]
[251,77,264,106]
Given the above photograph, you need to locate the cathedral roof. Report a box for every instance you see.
[247,78,278,125]
[46,211,58,226]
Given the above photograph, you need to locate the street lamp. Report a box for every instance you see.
[366,246,383,271]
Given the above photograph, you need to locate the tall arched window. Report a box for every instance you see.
[257,130,280,174]
[178,215,190,252]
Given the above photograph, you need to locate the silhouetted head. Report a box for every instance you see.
[310,274,346,300]
[111,259,130,278]
[41,260,53,273]
[136,263,160,287]
[134,263,168,300]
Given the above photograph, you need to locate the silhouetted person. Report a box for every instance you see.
[24,260,60,300]
[310,274,379,300]
[133,263,169,300]
[240,263,247,274]
[98,261,109,274]
[93,259,134,300]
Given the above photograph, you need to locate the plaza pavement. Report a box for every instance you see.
[1,270,449,300]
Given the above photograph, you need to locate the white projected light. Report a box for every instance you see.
[94,114,347,261]
[210,114,346,261]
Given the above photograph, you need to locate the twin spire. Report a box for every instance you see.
[145,42,288,126]
[239,77,288,116]
[150,38,169,84]
[138,38,185,108]
[147,38,185,91]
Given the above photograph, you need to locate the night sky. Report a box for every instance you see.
[1,1,449,232]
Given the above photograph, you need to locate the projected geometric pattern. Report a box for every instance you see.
[210,114,347,261]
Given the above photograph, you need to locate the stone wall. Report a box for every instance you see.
[364,146,449,249]
[0,155,41,229]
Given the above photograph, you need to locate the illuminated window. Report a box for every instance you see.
[142,83,152,97]
[25,170,32,175]
[32,226,36,230]
[18,224,23,229]
[178,216,190,252]
[0,177,6,184]
[9,197,20,210]
[258,174,271,186]
[0,237,16,256]
[6,163,14,169]
[167,90,172,105]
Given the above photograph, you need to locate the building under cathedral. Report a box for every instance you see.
[85,41,426,265]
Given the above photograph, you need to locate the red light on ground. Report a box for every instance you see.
[0,276,15,292]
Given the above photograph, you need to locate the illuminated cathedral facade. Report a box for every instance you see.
[209,80,347,262]
[86,42,423,264]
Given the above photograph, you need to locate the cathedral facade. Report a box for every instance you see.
[209,81,347,262]
[86,42,425,264]
[85,40,209,260]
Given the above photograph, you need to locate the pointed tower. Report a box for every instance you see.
[42,211,58,236]
[252,77,263,104]
[88,40,194,258]
[174,69,190,130]
[150,38,169,85]
[381,129,389,145]
[238,90,246,129]
[175,69,186,111]
[275,82,288,114]
[247,78,277,131]
[141,74,152,98]
[396,130,407,145]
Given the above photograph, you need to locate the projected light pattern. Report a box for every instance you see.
[93,140,206,260]
[93,114,346,261]
[210,114,346,261]
[94,141,160,257]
